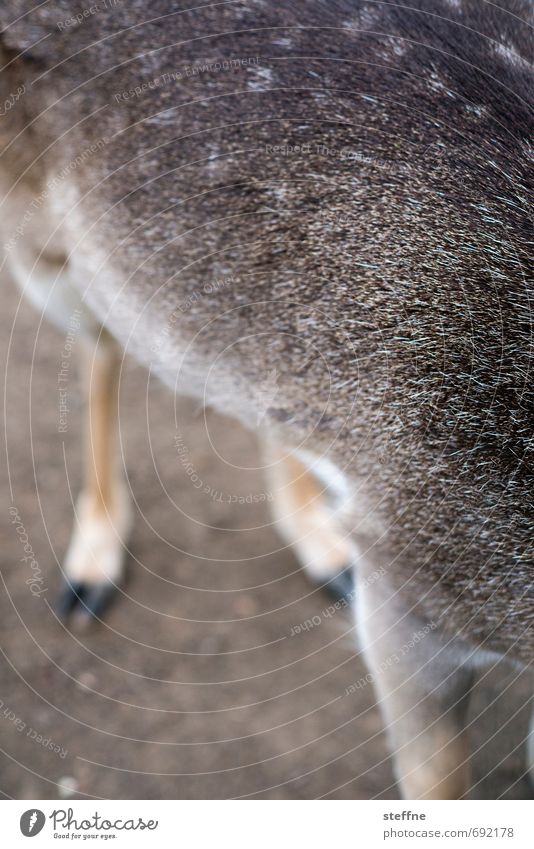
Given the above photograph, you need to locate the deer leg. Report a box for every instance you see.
[263,439,355,603]
[528,699,534,790]
[57,329,132,625]
[357,571,474,799]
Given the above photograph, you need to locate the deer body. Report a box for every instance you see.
[1,0,532,798]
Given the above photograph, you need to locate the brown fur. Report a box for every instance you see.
[1,0,532,796]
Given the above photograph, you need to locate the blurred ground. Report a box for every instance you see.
[1,280,532,800]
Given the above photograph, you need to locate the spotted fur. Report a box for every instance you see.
[0,0,532,795]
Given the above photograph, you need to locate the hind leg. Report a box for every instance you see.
[357,570,474,799]
[263,439,355,602]
[528,700,534,790]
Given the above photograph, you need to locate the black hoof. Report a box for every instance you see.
[55,580,85,619]
[320,565,355,607]
[75,583,118,625]
[55,579,118,626]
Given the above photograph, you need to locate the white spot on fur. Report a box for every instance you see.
[494,42,532,71]
[391,40,407,57]
[233,0,267,24]
[273,37,292,49]
[248,66,273,91]
[428,72,457,98]
[378,37,407,61]
[145,108,177,126]
[428,72,445,90]
[342,5,381,34]
[205,144,222,173]
[268,184,288,202]
[464,103,486,117]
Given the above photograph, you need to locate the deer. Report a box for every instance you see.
[0,0,532,800]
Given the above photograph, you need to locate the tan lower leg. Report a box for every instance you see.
[264,441,353,580]
[83,331,120,515]
[64,330,132,586]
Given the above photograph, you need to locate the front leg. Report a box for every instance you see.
[357,571,474,799]
[57,329,132,626]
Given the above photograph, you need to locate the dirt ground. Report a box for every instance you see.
[1,280,532,800]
